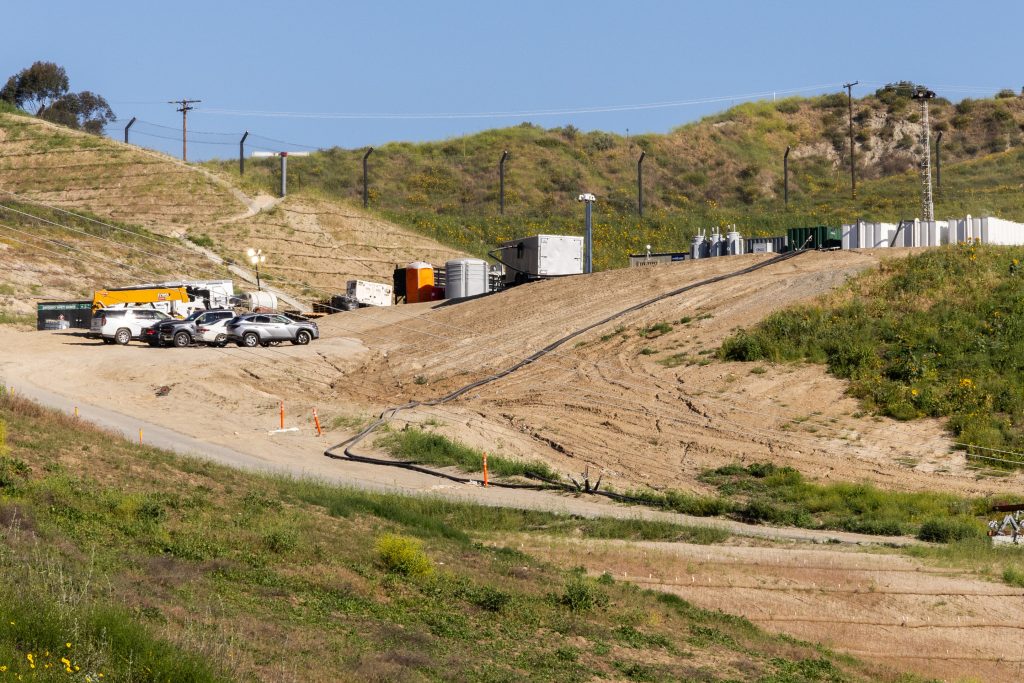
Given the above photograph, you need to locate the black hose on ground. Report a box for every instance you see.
[324,249,810,501]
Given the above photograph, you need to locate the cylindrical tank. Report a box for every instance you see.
[690,234,705,260]
[445,258,489,299]
[709,232,723,257]
[246,291,277,311]
[726,230,743,256]
[405,261,434,304]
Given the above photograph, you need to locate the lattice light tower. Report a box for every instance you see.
[912,86,937,222]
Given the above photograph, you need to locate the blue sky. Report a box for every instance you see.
[4,0,1023,160]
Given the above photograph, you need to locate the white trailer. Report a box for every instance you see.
[346,280,393,307]
[496,234,584,286]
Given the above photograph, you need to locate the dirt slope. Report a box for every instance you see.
[204,196,469,296]
[523,537,1024,683]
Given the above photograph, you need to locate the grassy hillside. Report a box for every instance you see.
[0,388,916,682]
[208,88,1024,269]
[0,198,235,316]
[721,244,1024,465]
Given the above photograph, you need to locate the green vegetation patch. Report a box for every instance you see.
[620,462,992,541]
[377,425,560,480]
[721,244,1024,465]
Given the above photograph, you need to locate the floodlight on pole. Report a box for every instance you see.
[247,248,267,290]
[252,151,311,197]
[578,193,596,274]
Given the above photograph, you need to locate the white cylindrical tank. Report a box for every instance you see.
[726,230,743,255]
[709,231,723,257]
[445,258,489,299]
[246,291,278,311]
[691,233,705,260]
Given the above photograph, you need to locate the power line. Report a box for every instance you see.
[195,84,844,120]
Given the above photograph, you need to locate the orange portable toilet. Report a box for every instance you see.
[405,261,434,303]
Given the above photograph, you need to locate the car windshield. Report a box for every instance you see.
[185,311,204,321]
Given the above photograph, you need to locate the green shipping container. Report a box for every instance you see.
[786,226,843,251]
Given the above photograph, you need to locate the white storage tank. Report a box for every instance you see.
[709,230,723,257]
[690,232,706,260]
[445,258,489,299]
[726,230,743,255]
[246,291,278,311]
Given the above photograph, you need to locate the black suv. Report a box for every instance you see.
[145,309,236,348]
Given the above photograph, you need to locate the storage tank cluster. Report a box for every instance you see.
[690,227,745,260]
[840,215,1024,250]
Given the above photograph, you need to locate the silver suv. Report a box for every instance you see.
[225,313,319,347]
[89,308,171,345]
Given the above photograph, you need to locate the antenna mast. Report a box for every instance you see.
[912,86,936,221]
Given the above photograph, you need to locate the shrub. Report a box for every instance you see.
[376,533,433,577]
[559,576,607,612]
[917,517,983,543]
[996,89,1017,99]
[775,99,801,114]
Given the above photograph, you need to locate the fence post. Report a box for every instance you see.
[363,147,374,208]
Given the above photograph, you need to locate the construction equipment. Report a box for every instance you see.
[92,286,201,317]
[988,503,1024,544]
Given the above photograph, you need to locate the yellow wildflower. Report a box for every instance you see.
[26,653,34,668]
[911,388,919,397]
[0,665,7,671]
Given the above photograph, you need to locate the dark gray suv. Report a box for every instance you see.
[146,309,236,348]
[225,313,319,347]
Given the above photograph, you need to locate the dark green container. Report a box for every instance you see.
[786,226,843,251]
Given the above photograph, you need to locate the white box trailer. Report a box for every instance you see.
[346,280,393,307]
[498,234,584,285]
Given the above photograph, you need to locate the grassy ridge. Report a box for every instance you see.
[721,243,1024,463]
[206,91,1024,269]
[0,389,903,682]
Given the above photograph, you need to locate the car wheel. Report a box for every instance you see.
[242,332,260,348]
[115,328,131,345]
[294,330,311,345]
[173,331,191,348]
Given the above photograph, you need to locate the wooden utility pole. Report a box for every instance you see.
[167,99,201,161]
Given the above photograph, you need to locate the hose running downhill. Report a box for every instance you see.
[324,248,810,500]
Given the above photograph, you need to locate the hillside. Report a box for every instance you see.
[0,112,468,309]
[1,389,909,682]
[209,88,1024,268]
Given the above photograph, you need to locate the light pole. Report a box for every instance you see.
[247,248,266,290]
[578,193,596,273]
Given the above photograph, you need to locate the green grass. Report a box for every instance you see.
[0,389,909,681]
[376,426,561,480]
[720,243,1024,464]
[617,462,995,541]
[0,311,34,326]
[204,92,1024,270]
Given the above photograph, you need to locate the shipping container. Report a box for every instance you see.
[497,235,583,285]
[628,252,688,267]
[346,280,393,307]
[36,301,93,330]
[786,226,843,251]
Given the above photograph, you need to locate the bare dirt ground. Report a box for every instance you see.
[521,537,1024,683]
[200,196,470,295]
[4,246,1024,683]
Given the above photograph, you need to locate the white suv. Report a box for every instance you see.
[89,308,171,345]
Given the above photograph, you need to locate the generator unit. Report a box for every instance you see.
[495,234,584,286]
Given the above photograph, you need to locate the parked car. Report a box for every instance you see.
[196,317,232,347]
[145,309,236,348]
[89,307,171,345]
[225,313,319,347]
